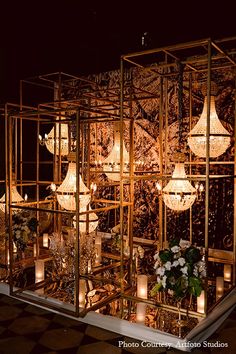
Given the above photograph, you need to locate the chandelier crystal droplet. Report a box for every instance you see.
[163,163,196,211]
[57,162,90,211]
[188,96,231,158]
[103,123,129,181]
[73,206,98,234]
[0,186,24,213]
[45,123,69,156]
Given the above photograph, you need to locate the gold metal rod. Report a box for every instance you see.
[159,76,163,249]
[233,74,236,286]
[122,38,209,60]
[204,39,212,315]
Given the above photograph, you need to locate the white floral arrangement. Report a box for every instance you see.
[12,212,38,251]
[151,239,206,300]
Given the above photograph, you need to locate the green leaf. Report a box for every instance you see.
[169,238,180,248]
[151,282,162,296]
[189,276,202,297]
[159,249,172,262]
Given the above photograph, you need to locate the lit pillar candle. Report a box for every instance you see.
[136,275,148,325]
[35,260,45,294]
[43,233,49,248]
[35,260,45,283]
[197,290,205,314]
[95,234,102,266]
[137,275,148,299]
[136,302,147,324]
[79,279,86,308]
[33,244,37,257]
[224,264,231,282]
[216,276,224,300]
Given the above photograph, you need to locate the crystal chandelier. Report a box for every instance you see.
[39,122,69,156]
[73,206,98,234]
[0,186,24,213]
[56,153,91,211]
[188,95,231,158]
[162,161,197,212]
[103,122,129,181]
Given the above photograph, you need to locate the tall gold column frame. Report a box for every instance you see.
[233,73,236,286]
[8,114,14,295]
[75,109,81,316]
[164,60,168,247]
[189,73,193,244]
[204,39,212,314]
[4,105,9,268]
[36,112,40,258]
[128,87,134,284]
[19,80,23,196]
[159,76,164,249]
[86,101,91,233]
[120,57,125,305]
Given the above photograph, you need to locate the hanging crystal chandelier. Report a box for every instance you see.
[39,120,69,156]
[0,186,24,213]
[73,206,98,234]
[188,93,231,158]
[56,153,91,211]
[103,122,129,181]
[162,160,197,212]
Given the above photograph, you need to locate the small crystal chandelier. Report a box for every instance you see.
[0,186,25,213]
[188,85,231,158]
[73,206,98,234]
[57,153,90,211]
[103,122,129,181]
[160,154,197,212]
[39,121,69,156]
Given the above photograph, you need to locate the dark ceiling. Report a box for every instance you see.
[0,0,235,103]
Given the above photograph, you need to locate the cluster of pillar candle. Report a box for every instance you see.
[197,264,232,313]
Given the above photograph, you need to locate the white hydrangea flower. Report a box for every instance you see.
[154,261,160,269]
[157,276,161,283]
[179,239,191,249]
[171,245,180,253]
[162,275,167,288]
[193,265,198,277]
[157,266,165,276]
[168,289,174,296]
[154,252,159,261]
[165,261,171,270]
[181,266,188,275]
[172,260,179,267]
[178,257,186,266]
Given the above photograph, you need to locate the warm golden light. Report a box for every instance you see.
[35,260,45,283]
[197,290,205,314]
[94,234,102,266]
[136,302,147,324]
[137,275,148,299]
[188,96,231,158]
[103,122,129,181]
[57,154,91,211]
[43,233,49,248]
[73,206,99,234]
[79,279,86,307]
[224,264,231,282]
[216,276,224,300]
[162,163,196,211]
[0,186,24,213]
[45,123,69,156]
